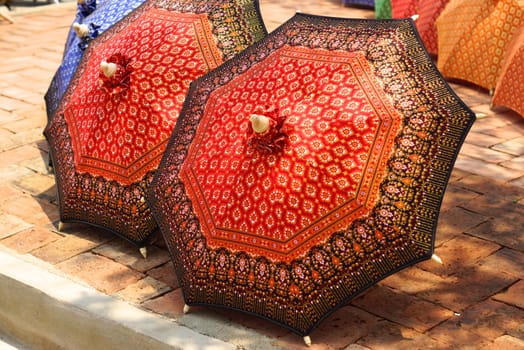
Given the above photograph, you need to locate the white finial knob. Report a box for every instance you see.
[73,22,89,38]
[431,254,443,264]
[303,336,312,346]
[411,14,420,21]
[250,114,270,134]
[100,61,117,78]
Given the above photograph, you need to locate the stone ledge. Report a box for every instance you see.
[0,248,236,350]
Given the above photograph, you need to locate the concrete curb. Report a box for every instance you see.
[0,248,236,350]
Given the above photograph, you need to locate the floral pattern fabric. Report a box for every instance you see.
[148,14,475,335]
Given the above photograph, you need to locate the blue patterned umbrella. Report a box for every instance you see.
[61,0,97,58]
[44,0,146,121]
[343,0,374,8]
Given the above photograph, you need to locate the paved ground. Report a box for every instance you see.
[0,1,523,349]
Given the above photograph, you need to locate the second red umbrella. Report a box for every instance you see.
[44,0,267,253]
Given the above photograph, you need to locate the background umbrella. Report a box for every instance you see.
[436,0,524,91]
[44,0,267,253]
[148,13,475,342]
[387,0,451,55]
[61,0,98,58]
[375,0,392,18]
[391,0,418,18]
[413,0,451,55]
[44,0,147,122]
[492,25,524,118]
[342,0,375,8]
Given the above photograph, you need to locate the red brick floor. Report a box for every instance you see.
[1,1,523,349]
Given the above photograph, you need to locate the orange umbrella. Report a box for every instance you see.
[436,0,524,91]
[492,25,524,117]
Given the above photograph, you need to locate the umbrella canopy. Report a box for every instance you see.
[436,0,524,91]
[44,0,267,247]
[492,25,524,117]
[391,0,418,17]
[375,0,392,18]
[44,0,147,122]
[148,13,475,339]
[62,0,98,58]
[388,0,451,55]
[343,0,375,8]
[412,0,451,55]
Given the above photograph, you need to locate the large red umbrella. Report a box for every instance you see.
[436,0,524,91]
[492,25,524,117]
[44,0,266,252]
[148,13,475,342]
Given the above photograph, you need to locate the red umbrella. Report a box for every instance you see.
[412,0,451,55]
[148,13,475,342]
[492,25,524,118]
[391,0,418,18]
[388,0,451,55]
[44,0,266,253]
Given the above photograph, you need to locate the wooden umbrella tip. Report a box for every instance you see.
[100,61,117,78]
[73,22,89,38]
[250,114,270,134]
[303,336,312,347]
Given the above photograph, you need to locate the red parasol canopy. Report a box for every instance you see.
[44,0,266,247]
[414,0,451,55]
[389,0,451,55]
[148,13,475,340]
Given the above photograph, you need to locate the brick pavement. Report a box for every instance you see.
[0,1,523,349]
